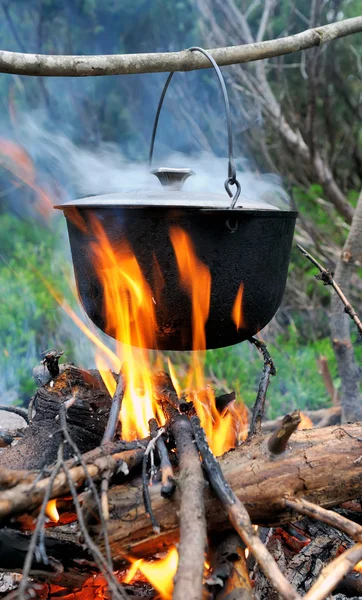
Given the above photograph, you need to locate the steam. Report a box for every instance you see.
[4,114,291,208]
[0,113,290,404]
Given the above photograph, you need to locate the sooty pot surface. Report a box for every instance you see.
[62,203,297,350]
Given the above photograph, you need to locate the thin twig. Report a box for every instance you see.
[59,404,113,567]
[298,244,362,336]
[190,414,302,600]
[305,543,362,600]
[268,410,301,454]
[0,405,29,423]
[101,370,124,445]
[248,338,276,438]
[61,449,129,600]
[149,418,176,498]
[285,497,362,542]
[16,443,64,599]
[142,431,165,534]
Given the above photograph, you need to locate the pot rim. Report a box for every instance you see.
[55,204,298,218]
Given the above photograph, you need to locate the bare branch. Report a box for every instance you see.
[0,17,360,76]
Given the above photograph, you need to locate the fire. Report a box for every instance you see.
[170,226,211,353]
[232,283,245,329]
[193,386,247,457]
[354,560,362,572]
[90,217,163,440]
[298,412,313,430]
[125,547,178,600]
[0,138,53,217]
[46,216,247,452]
[45,499,59,522]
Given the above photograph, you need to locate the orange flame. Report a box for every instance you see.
[232,283,245,330]
[298,412,313,430]
[193,386,248,457]
[354,560,362,573]
[125,547,178,600]
[44,218,247,453]
[170,226,211,353]
[90,217,163,440]
[45,499,59,522]
[0,138,54,217]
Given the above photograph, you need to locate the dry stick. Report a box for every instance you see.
[297,244,362,336]
[100,370,124,525]
[285,498,362,542]
[141,429,165,534]
[149,418,175,498]
[154,372,207,600]
[0,16,361,76]
[58,404,113,568]
[102,370,124,445]
[60,447,129,600]
[248,338,276,438]
[16,442,64,600]
[190,414,302,600]
[268,410,301,454]
[304,543,362,600]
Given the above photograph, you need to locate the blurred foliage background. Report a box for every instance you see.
[0,0,361,418]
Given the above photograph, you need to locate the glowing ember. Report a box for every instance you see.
[125,547,178,600]
[354,560,362,572]
[298,412,313,430]
[232,283,245,330]
[45,499,59,522]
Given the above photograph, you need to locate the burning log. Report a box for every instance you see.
[93,422,362,559]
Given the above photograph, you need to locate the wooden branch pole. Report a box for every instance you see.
[153,372,206,600]
[0,16,361,76]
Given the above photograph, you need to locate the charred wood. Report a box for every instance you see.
[95,423,362,558]
[0,367,112,470]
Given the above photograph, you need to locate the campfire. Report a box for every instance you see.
[0,50,362,600]
[0,209,362,600]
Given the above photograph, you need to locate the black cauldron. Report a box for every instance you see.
[55,47,297,351]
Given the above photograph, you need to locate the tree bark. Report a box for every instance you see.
[330,189,362,422]
[0,17,361,76]
[88,422,362,561]
[0,367,111,470]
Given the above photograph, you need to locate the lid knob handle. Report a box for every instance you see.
[151,167,194,191]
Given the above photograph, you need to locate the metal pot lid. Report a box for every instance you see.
[55,167,283,212]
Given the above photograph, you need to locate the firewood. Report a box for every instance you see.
[93,422,362,559]
[0,367,112,470]
[153,372,207,600]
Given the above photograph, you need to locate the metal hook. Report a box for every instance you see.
[149,47,242,210]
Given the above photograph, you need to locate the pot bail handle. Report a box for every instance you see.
[148,46,241,209]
